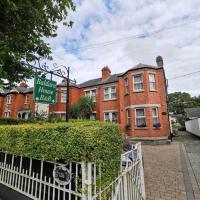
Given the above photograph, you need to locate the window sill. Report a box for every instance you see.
[103,98,117,102]
[133,90,144,93]
[153,127,162,130]
[134,127,148,130]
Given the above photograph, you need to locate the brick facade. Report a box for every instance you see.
[0,58,170,138]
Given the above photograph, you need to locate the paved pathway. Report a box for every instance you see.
[175,131,200,190]
[143,141,200,200]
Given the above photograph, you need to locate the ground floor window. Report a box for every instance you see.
[90,113,96,120]
[126,109,131,126]
[4,111,10,118]
[152,107,160,127]
[104,112,118,123]
[135,108,146,127]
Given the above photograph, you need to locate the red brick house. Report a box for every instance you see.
[0,57,170,138]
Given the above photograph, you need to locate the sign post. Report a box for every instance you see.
[34,76,57,104]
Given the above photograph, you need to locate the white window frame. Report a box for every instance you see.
[135,108,146,128]
[149,73,156,91]
[124,77,129,94]
[104,86,117,100]
[61,88,67,103]
[85,89,96,102]
[4,111,10,118]
[133,74,144,92]
[104,111,118,123]
[24,94,29,104]
[90,112,96,120]
[126,109,131,126]
[152,107,159,125]
[6,95,12,104]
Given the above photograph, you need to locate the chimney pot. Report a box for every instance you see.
[19,82,28,88]
[156,56,164,67]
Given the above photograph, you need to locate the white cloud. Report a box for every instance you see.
[43,0,200,96]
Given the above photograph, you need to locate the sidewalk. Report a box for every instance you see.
[143,142,200,200]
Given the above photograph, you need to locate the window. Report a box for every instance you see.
[149,73,156,91]
[85,89,96,102]
[24,95,29,104]
[135,108,146,127]
[6,95,12,104]
[90,113,96,120]
[124,78,129,94]
[152,107,159,126]
[61,88,67,103]
[4,111,10,118]
[126,109,131,126]
[133,74,143,91]
[104,112,118,123]
[104,86,117,100]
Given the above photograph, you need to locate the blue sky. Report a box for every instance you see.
[46,0,200,96]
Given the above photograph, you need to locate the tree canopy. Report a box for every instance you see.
[0,0,75,84]
[168,92,200,115]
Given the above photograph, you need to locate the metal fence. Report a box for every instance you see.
[93,142,145,200]
[0,143,145,200]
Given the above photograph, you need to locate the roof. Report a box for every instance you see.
[184,107,200,119]
[0,87,33,95]
[78,63,161,88]
[57,81,77,87]
[119,63,161,76]
[78,73,121,88]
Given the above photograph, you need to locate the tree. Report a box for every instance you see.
[69,96,94,119]
[79,96,94,119]
[68,103,80,119]
[0,0,75,84]
[168,92,200,114]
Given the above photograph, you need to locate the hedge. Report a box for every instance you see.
[0,120,122,188]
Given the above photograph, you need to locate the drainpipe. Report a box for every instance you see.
[156,56,171,137]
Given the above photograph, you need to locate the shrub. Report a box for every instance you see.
[0,118,39,125]
[0,120,122,188]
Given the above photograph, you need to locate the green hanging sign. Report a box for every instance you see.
[34,76,57,104]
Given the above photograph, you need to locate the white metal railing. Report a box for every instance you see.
[0,142,145,200]
[93,142,145,200]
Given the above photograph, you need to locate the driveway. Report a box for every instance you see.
[175,131,200,190]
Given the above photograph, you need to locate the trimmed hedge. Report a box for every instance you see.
[0,120,122,187]
[0,118,44,125]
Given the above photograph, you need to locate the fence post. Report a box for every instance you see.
[87,163,93,200]
[138,142,146,199]
[81,162,87,200]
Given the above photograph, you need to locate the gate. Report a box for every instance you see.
[0,143,145,200]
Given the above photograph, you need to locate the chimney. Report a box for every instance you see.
[101,66,111,80]
[156,56,164,67]
[19,82,28,88]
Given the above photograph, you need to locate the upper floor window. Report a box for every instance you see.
[104,111,118,123]
[85,89,96,102]
[6,95,12,104]
[61,88,67,103]
[135,108,146,128]
[133,74,143,91]
[124,78,129,94]
[104,86,116,100]
[149,73,156,91]
[152,107,159,126]
[24,95,29,104]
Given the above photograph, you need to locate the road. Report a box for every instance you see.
[175,131,200,190]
